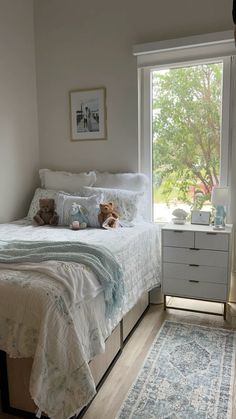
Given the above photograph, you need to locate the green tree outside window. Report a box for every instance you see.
[152,63,222,211]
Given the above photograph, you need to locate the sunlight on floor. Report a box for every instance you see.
[166,296,224,315]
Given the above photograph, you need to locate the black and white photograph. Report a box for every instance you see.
[70,87,107,140]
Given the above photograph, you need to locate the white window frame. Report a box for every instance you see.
[135,31,236,221]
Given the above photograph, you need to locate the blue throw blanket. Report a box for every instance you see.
[0,240,124,317]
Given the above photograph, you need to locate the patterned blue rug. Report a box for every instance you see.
[116,321,236,419]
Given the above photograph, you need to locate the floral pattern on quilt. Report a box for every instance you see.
[0,264,103,419]
[0,220,161,419]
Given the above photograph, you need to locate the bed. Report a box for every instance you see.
[0,170,161,419]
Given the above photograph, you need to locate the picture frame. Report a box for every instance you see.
[69,87,107,141]
[191,210,211,225]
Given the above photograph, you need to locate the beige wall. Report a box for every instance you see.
[34,0,236,294]
[34,0,233,173]
[0,0,39,222]
[0,0,233,218]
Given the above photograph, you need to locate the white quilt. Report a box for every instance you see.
[0,220,161,419]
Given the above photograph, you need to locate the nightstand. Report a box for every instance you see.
[161,223,233,319]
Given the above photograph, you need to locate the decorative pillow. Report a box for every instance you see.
[27,188,58,220]
[39,169,96,193]
[81,186,144,222]
[94,171,149,191]
[56,192,100,227]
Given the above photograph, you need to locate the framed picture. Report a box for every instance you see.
[191,210,211,225]
[69,87,107,141]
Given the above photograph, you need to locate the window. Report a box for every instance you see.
[135,32,235,222]
[152,61,223,222]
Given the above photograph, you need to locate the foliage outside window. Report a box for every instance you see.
[152,62,223,222]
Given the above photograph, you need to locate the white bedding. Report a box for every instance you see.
[0,220,161,419]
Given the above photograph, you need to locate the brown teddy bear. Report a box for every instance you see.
[34,199,59,226]
[98,202,119,228]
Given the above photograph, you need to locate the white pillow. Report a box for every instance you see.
[39,169,96,193]
[27,188,58,220]
[94,171,149,191]
[56,192,100,227]
[81,186,144,222]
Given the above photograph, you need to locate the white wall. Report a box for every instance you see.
[34,0,233,173]
[0,0,39,222]
[34,0,236,301]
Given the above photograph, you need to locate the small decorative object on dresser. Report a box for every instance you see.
[211,186,229,230]
[191,210,211,225]
[172,208,188,224]
[161,223,233,319]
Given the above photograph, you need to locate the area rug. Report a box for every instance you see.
[116,321,236,419]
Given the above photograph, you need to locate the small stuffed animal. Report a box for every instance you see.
[69,203,88,230]
[98,202,119,228]
[34,199,59,226]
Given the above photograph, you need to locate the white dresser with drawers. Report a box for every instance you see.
[161,223,233,318]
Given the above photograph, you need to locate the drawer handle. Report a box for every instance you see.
[206,232,217,235]
[189,264,199,267]
[189,280,199,283]
[173,230,183,233]
[189,248,200,251]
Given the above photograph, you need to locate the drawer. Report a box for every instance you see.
[163,277,227,301]
[162,230,194,248]
[163,263,228,284]
[163,246,228,267]
[123,292,149,341]
[195,232,229,251]
[89,324,120,386]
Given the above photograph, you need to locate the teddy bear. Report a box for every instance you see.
[34,198,59,226]
[98,202,119,228]
[69,203,88,230]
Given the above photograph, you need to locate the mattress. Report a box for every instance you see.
[0,220,161,419]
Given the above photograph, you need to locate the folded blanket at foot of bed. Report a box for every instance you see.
[0,240,124,317]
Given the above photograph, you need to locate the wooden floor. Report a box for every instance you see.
[1,301,236,419]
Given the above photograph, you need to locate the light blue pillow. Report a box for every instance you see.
[56,193,100,227]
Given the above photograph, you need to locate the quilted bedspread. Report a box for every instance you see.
[0,220,161,419]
